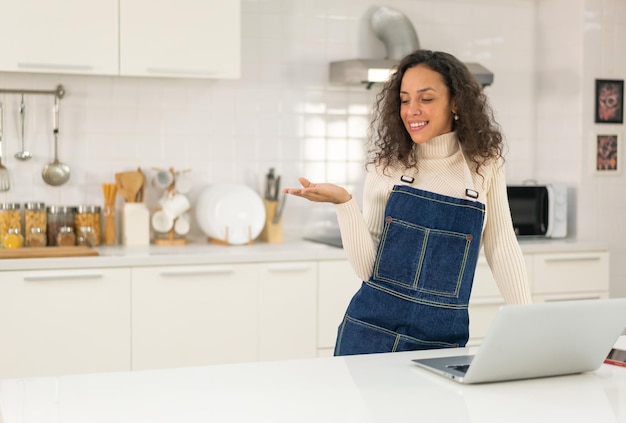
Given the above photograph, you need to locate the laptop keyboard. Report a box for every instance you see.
[446,364,470,374]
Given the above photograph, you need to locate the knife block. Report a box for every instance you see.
[259,199,283,243]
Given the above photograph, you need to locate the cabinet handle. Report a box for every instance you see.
[543,256,601,263]
[543,296,602,302]
[145,67,217,76]
[266,264,313,273]
[469,298,505,306]
[23,273,104,282]
[18,62,94,71]
[159,267,234,277]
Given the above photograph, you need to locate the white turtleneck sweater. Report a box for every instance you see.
[335,132,532,305]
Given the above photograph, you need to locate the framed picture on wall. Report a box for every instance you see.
[594,133,621,174]
[595,79,624,123]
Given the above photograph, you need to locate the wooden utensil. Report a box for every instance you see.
[115,169,145,203]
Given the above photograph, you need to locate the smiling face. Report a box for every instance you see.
[400,64,455,144]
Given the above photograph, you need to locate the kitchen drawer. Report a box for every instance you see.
[0,268,131,378]
[131,264,259,370]
[531,252,609,294]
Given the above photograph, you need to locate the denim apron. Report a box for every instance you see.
[334,156,485,356]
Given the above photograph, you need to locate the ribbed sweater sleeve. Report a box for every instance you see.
[481,162,533,304]
[334,132,532,305]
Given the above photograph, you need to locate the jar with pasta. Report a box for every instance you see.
[75,205,101,246]
[24,202,47,247]
[0,203,22,247]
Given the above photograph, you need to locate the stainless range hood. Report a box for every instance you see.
[330,7,494,89]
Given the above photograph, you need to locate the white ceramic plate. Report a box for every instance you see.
[195,184,266,245]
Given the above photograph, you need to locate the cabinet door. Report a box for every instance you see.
[0,268,131,378]
[119,0,241,78]
[317,260,362,356]
[258,262,317,361]
[468,256,505,346]
[0,0,118,75]
[532,252,610,295]
[131,264,258,370]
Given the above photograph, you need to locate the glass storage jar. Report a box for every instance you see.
[0,203,22,247]
[3,228,24,249]
[77,226,97,247]
[75,205,101,246]
[56,226,76,247]
[24,202,47,247]
[47,206,75,247]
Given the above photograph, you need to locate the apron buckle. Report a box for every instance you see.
[465,189,479,199]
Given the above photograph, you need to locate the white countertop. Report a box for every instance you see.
[1,336,624,423]
[0,238,609,271]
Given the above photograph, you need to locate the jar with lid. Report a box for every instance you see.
[47,206,75,247]
[3,228,24,249]
[56,226,76,247]
[75,205,101,246]
[24,202,47,247]
[0,203,22,247]
[77,226,97,247]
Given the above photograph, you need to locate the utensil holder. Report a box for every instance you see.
[259,199,283,243]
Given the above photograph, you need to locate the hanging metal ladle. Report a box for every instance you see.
[42,97,70,186]
[14,95,32,161]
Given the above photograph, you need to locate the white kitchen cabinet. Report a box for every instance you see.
[0,268,131,378]
[0,0,118,75]
[119,0,241,79]
[317,260,362,357]
[0,0,240,79]
[258,262,317,361]
[531,251,610,301]
[467,256,506,346]
[468,250,610,345]
[131,264,258,371]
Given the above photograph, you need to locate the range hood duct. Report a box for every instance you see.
[330,7,494,89]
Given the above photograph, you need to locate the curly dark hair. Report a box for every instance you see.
[367,49,503,176]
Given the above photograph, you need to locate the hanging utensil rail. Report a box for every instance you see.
[0,84,66,99]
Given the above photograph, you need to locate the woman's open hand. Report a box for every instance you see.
[283,177,352,204]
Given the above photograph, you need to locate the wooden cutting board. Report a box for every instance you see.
[0,246,99,259]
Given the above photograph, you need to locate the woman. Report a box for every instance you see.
[284,49,531,356]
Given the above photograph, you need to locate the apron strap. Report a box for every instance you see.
[400,143,479,200]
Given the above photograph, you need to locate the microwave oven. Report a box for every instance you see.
[506,184,567,238]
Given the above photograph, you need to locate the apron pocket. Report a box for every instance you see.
[374,218,472,297]
[335,315,455,356]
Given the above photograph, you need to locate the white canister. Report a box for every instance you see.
[122,203,150,246]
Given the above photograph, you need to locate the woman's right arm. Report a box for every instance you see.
[335,169,389,281]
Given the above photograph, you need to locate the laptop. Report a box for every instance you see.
[412,298,626,384]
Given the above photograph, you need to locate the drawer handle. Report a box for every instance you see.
[543,256,601,263]
[159,268,234,277]
[18,62,94,71]
[145,67,217,76]
[469,298,505,306]
[543,296,602,302]
[23,274,104,282]
[267,264,312,273]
